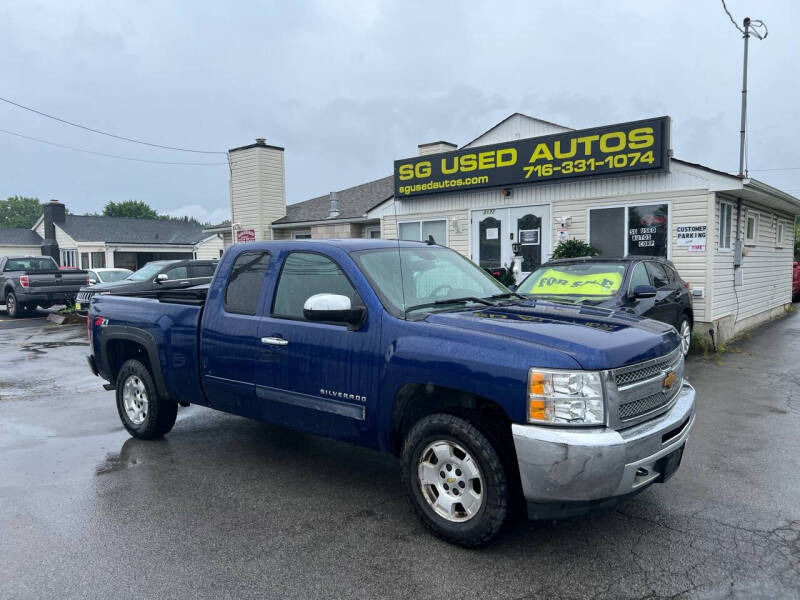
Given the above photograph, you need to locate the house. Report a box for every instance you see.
[0,200,224,270]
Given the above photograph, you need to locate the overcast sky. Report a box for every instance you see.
[1,0,798,224]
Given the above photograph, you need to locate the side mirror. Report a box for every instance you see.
[303,293,365,327]
[155,273,168,283]
[89,278,97,285]
[632,284,657,299]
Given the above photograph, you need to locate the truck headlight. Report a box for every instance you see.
[527,369,605,425]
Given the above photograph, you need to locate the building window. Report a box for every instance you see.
[59,249,77,267]
[292,230,312,240]
[80,253,90,269]
[719,202,733,250]
[398,219,447,245]
[588,203,669,258]
[745,211,759,244]
[91,252,106,268]
[365,226,381,239]
[776,221,785,247]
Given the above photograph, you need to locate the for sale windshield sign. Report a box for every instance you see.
[394,117,670,198]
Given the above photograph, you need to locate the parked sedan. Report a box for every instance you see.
[87,268,133,285]
[75,259,217,316]
[514,256,694,355]
[793,261,799,301]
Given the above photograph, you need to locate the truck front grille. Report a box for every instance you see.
[614,348,680,388]
[611,347,684,424]
[619,391,669,421]
[77,290,95,303]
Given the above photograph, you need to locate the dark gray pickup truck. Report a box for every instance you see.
[0,255,88,318]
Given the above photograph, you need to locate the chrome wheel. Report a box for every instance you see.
[418,440,483,522]
[122,375,148,425]
[680,320,691,356]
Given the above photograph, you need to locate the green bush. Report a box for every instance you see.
[551,239,599,259]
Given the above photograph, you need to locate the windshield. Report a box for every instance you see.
[99,269,132,283]
[127,262,170,281]
[517,262,626,297]
[352,246,509,315]
[4,257,57,271]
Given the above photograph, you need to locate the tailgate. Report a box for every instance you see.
[27,271,88,292]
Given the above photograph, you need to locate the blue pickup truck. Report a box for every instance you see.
[87,239,696,546]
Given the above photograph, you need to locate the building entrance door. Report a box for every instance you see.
[471,205,550,283]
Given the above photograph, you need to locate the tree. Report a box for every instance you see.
[103,200,158,219]
[551,239,599,259]
[0,196,42,229]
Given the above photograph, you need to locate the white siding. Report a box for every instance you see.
[712,196,794,322]
[382,209,470,257]
[194,235,224,260]
[464,114,571,148]
[0,245,41,256]
[54,225,78,249]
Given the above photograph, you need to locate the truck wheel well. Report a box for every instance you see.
[390,383,513,457]
[106,339,152,384]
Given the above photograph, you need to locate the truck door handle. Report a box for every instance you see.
[261,336,288,346]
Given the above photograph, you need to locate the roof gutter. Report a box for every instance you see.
[744,178,800,210]
[271,216,379,229]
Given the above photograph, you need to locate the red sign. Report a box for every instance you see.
[236,229,256,243]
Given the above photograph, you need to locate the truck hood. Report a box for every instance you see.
[425,300,679,370]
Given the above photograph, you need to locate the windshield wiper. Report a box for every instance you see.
[489,292,526,300]
[405,296,495,314]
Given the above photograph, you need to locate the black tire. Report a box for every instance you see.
[5,291,21,318]
[401,413,510,547]
[115,359,177,440]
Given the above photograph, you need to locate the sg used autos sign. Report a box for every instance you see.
[394,117,670,198]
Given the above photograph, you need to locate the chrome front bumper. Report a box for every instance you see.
[512,381,696,513]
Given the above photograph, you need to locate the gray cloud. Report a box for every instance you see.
[1,0,798,221]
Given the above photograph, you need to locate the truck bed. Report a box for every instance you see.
[90,293,206,407]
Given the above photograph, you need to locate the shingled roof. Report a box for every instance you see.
[273,175,393,225]
[0,228,43,246]
[57,215,210,245]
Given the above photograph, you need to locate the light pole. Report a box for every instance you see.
[737,16,767,177]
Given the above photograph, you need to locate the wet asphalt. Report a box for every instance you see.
[0,312,799,600]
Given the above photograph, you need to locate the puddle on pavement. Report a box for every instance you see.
[95,451,140,475]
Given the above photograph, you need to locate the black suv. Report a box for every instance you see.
[515,256,694,355]
[75,259,217,316]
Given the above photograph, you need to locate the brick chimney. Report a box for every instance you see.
[41,199,65,264]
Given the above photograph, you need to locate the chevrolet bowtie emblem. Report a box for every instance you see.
[447,477,456,484]
[663,371,676,390]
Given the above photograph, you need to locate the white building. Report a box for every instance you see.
[381,113,800,341]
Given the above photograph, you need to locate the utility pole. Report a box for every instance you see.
[736,15,767,178]
[738,17,750,177]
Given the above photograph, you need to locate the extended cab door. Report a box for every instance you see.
[255,249,382,444]
[199,251,272,415]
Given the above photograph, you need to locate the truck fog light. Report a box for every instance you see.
[527,369,605,426]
